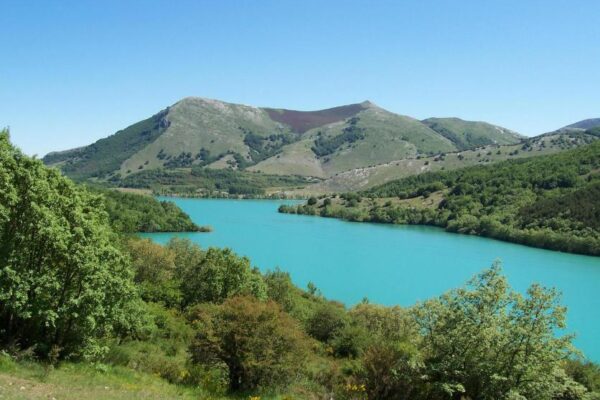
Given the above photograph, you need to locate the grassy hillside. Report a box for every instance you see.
[564,118,600,130]
[250,106,457,177]
[281,137,600,255]
[422,117,522,150]
[119,97,294,176]
[263,101,369,133]
[300,129,599,193]
[43,97,528,188]
[0,356,204,400]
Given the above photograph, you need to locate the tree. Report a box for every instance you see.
[178,246,267,306]
[361,341,424,400]
[0,131,139,359]
[349,303,416,343]
[413,263,585,400]
[264,268,296,313]
[189,296,309,391]
[126,238,182,307]
[306,302,348,343]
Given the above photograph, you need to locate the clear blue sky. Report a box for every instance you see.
[1,0,599,156]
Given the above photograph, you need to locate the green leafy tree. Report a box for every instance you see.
[101,189,204,233]
[264,268,297,313]
[306,302,348,343]
[0,131,139,359]
[413,263,584,400]
[189,296,309,392]
[178,247,267,306]
[126,238,182,307]
[361,341,424,400]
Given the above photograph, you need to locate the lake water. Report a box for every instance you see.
[142,198,600,361]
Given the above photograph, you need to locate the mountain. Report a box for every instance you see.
[422,117,523,150]
[563,118,600,130]
[43,97,523,182]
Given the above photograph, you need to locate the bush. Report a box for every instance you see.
[178,247,267,306]
[330,324,369,358]
[306,302,348,343]
[361,342,424,400]
[189,296,309,392]
[126,238,183,307]
[414,264,584,400]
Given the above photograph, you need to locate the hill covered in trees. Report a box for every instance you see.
[100,189,210,233]
[4,128,600,398]
[281,138,600,255]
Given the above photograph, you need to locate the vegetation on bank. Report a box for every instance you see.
[2,129,600,399]
[115,167,314,197]
[100,189,211,233]
[281,138,600,256]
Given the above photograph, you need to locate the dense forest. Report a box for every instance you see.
[99,189,210,233]
[281,138,600,256]
[2,129,600,399]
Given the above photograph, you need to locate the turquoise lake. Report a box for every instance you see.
[143,198,600,361]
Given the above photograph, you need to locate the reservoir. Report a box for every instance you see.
[142,198,600,361]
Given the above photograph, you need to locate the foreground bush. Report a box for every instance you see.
[189,296,309,392]
[413,263,584,400]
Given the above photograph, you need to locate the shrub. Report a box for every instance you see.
[306,302,348,343]
[178,247,267,306]
[189,296,309,392]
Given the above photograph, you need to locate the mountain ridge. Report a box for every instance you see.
[43,96,525,182]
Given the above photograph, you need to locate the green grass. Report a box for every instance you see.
[0,355,204,400]
[0,354,313,400]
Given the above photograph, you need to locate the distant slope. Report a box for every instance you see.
[300,127,599,193]
[44,109,170,180]
[282,140,600,255]
[43,97,531,187]
[564,118,600,130]
[249,105,456,177]
[422,117,522,150]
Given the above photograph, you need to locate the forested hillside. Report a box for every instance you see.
[99,189,210,233]
[281,138,600,255]
[4,131,600,399]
